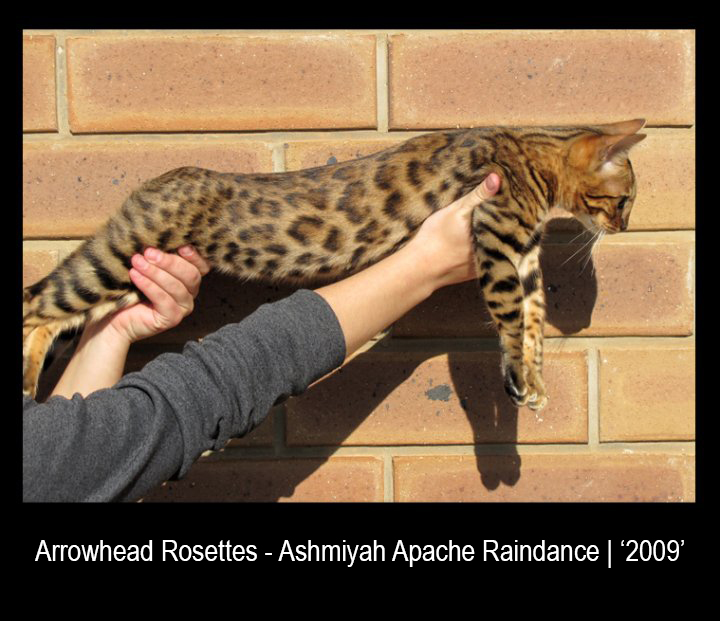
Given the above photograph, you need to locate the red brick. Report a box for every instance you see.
[23,35,57,132]
[579,240,694,336]
[599,347,695,442]
[395,239,694,337]
[629,129,695,230]
[142,456,384,502]
[393,453,695,502]
[23,140,273,238]
[287,351,587,445]
[66,35,377,132]
[124,238,693,347]
[284,137,406,171]
[224,416,275,448]
[389,31,694,128]
[141,274,299,345]
[23,248,59,287]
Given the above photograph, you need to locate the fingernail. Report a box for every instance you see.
[133,255,149,270]
[178,245,194,257]
[486,174,499,192]
[145,247,160,262]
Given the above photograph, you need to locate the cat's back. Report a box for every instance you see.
[101,127,512,282]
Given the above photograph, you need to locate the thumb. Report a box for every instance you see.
[456,173,501,211]
[475,172,500,201]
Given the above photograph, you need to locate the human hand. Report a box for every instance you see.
[51,246,211,399]
[105,245,211,345]
[409,173,501,290]
[315,173,501,358]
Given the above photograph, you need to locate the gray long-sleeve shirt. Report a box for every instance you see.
[23,290,346,502]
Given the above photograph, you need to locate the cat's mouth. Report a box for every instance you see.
[574,213,599,232]
[575,213,621,235]
[600,223,621,234]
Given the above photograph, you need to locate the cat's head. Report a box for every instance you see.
[563,119,646,233]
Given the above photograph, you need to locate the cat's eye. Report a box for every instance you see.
[618,196,628,210]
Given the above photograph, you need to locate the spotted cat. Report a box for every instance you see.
[23,119,646,406]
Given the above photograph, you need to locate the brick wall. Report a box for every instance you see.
[23,29,695,502]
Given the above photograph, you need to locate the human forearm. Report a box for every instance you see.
[315,175,499,358]
[48,246,209,399]
[315,243,439,357]
[24,290,345,502]
[50,319,130,398]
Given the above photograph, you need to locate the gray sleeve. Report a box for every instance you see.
[22,289,346,503]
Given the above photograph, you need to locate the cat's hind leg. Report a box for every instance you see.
[23,279,139,398]
[23,321,74,398]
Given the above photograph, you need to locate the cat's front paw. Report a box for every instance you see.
[503,360,530,407]
[525,369,548,411]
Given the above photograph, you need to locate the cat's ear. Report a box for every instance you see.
[569,130,646,170]
[600,132,647,164]
[595,118,646,135]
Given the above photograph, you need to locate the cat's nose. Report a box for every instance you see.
[620,220,628,231]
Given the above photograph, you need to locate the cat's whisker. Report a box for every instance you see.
[581,229,603,274]
[587,230,605,277]
[561,240,589,267]
[562,227,600,268]
[547,336,568,353]
[567,228,592,246]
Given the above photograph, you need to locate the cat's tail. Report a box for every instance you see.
[23,320,76,397]
[22,169,212,397]
[22,238,140,398]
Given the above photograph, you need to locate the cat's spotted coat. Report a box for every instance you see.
[23,119,646,406]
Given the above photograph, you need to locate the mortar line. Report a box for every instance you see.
[271,142,286,173]
[544,229,695,245]
[587,348,600,447]
[383,452,394,502]
[377,334,695,352]
[274,404,287,457]
[21,126,694,139]
[375,33,389,134]
[690,242,696,339]
[22,239,84,262]
[21,129,421,143]
[22,231,696,245]
[53,32,70,137]
[130,334,694,357]
[22,126,691,143]
[207,441,696,461]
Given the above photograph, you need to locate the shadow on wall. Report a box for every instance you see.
[38,220,599,501]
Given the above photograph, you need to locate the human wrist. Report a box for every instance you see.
[78,316,133,357]
[50,316,131,398]
[392,240,443,299]
[405,235,467,295]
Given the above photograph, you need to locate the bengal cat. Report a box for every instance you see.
[23,119,646,408]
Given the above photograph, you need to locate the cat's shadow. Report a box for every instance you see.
[36,219,598,501]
